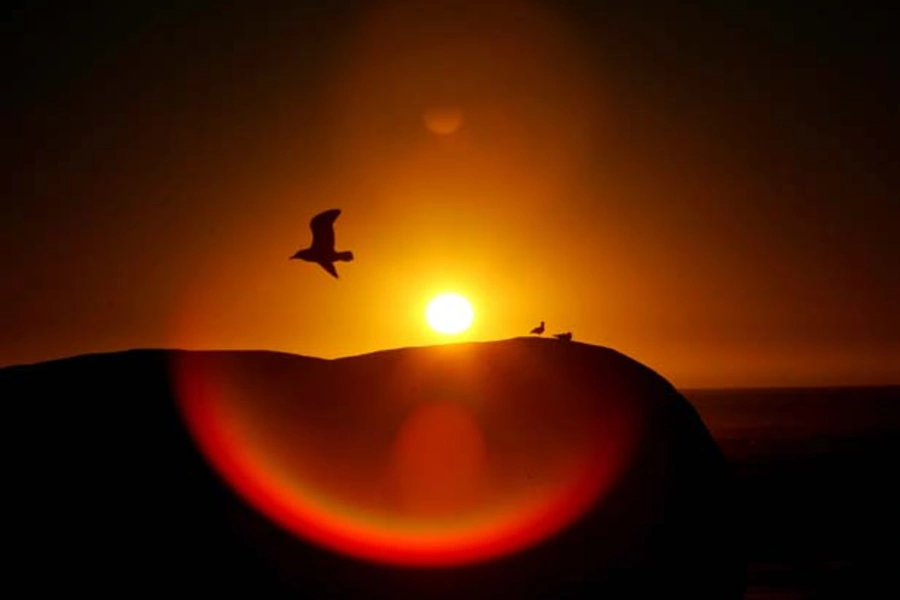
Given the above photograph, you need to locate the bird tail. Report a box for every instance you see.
[336,251,354,262]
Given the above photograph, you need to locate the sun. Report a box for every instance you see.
[426,293,474,334]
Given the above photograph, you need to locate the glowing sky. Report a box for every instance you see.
[3,0,898,386]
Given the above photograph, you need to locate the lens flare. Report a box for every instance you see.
[423,107,464,135]
[170,349,638,567]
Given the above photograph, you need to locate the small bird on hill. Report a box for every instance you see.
[290,209,354,279]
[553,332,572,342]
[530,321,545,335]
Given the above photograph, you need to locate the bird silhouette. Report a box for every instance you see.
[553,332,572,342]
[290,209,354,278]
[530,321,545,335]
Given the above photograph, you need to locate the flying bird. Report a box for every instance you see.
[530,321,545,335]
[290,209,354,278]
[553,332,572,342]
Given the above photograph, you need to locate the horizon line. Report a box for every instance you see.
[2,342,898,392]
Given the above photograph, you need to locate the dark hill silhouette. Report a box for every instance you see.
[3,339,744,599]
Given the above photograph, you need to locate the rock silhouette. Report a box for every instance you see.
[530,321,545,335]
[554,332,572,341]
[290,208,354,278]
[3,338,744,599]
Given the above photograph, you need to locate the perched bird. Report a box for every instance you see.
[290,209,354,278]
[553,332,572,342]
[530,321,545,335]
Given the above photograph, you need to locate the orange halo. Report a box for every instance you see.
[170,355,634,567]
[423,107,464,135]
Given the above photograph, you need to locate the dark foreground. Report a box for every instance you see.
[688,386,900,599]
[2,343,897,598]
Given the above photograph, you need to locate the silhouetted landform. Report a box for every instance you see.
[3,339,741,598]
[290,208,354,278]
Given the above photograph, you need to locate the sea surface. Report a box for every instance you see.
[685,386,900,599]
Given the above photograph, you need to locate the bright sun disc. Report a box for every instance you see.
[426,293,474,334]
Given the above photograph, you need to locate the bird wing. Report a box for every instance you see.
[309,209,341,252]
[318,261,339,278]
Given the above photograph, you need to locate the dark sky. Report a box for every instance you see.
[2,0,898,386]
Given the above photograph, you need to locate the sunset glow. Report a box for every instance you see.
[7,5,898,598]
[426,293,475,334]
[3,0,898,389]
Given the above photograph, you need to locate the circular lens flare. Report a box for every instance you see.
[169,349,639,568]
[391,402,487,518]
[426,293,474,334]
[423,107,464,135]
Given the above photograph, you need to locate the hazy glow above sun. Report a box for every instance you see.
[423,106,463,135]
[426,293,474,334]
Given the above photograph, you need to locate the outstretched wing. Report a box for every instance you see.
[318,261,339,278]
[309,209,341,252]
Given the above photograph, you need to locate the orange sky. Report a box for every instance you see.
[3,0,898,387]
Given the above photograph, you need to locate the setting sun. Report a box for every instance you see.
[426,293,474,334]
